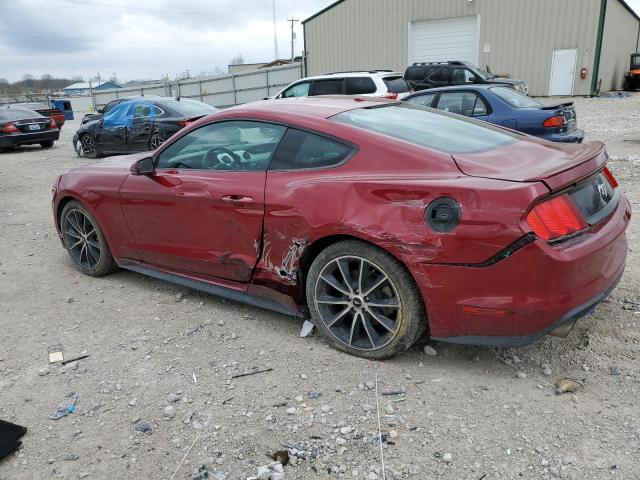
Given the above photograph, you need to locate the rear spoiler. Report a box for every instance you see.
[541,102,573,110]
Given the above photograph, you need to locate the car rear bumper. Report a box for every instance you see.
[415,192,631,347]
[540,129,585,143]
[0,130,60,148]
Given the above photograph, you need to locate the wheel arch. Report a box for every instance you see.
[56,194,117,255]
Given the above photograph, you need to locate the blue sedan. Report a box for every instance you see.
[404,85,584,143]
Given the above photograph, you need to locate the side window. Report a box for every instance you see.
[311,79,344,96]
[346,77,377,94]
[452,68,476,85]
[436,92,487,117]
[406,93,436,107]
[132,102,153,120]
[269,129,353,170]
[156,121,286,171]
[428,67,450,85]
[282,81,311,98]
[102,102,133,128]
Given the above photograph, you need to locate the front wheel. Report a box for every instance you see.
[306,240,425,359]
[60,201,118,277]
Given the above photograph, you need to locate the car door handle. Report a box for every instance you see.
[221,195,254,206]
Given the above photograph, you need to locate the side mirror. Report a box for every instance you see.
[132,157,155,175]
[97,108,104,114]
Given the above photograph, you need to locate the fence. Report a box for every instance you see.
[91,62,304,110]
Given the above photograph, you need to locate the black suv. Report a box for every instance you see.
[405,61,528,95]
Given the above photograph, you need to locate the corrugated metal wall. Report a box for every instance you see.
[91,63,303,110]
[304,0,604,96]
[599,0,640,91]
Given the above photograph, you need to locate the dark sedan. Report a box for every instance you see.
[11,102,66,130]
[81,95,160,124]
[73,97,218,158]
[404,85,584,143]
[0,107,60,150]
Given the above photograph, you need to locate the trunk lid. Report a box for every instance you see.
[13,117,51,133]
[452,139,607,192]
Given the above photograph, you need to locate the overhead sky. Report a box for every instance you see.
[1,0,639,83]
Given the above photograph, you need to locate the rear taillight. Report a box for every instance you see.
[177,120,192,127]
[384,93,398,100]
[526,194,587,241]
[603,167,618,188]
[2,122,19,133]
[543,115,567,128]
[50,119,58,129]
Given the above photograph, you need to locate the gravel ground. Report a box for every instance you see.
[0,94,639,480]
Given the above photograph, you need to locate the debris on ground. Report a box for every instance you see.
[231,367,273,379]
[49,397,78,420]
[47,344,64,363]
[555,379,581,395]
[133,421,153,433]
[61,354,90,365]
[423,345,437,356]
[250,461,284,480]
[299,320,315,338]
[0,420,27,461]
[272,450,289,465]
[193,465,227,480]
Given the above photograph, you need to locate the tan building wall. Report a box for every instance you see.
[303,0,637,96]
[598,0,640,91]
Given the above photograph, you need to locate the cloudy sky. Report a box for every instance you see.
[0,0,333,82]
[1,0,639,83]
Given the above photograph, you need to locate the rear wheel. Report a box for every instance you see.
[306,240,425,359]
[60,201,117,277]
[149,132,165,150]
[40,140,54,148]
[80,134,99,159]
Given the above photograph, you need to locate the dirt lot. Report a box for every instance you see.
[1,95,639,480]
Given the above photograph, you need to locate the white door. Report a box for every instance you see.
[549,49,577,96]
[409,16,479,65]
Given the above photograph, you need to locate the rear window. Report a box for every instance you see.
[490,87,542,108]
[333,103,519,154]
[0,107,44,121]
[346,77,377,95]
[312,79,344,95]
[383,76,410,93]
[160,99,218,117]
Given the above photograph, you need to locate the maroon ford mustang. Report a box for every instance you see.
[52,97,631,359]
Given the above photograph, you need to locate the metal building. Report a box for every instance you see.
[302,0,640,96]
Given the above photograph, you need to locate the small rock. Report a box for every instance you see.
[321,405,331,413]
[365,381,375,390]
[442,453,452,463]
[423,345,437,356]
[134,422,152,433]
[163,406,176,420]
[128,398,138,406]
[362,404,374,412]
[384,403,394,415]
[542,365,552,377]
[336,437,347,445]
[610,366,622,376]
[166,393,180,403]
[516,371,527,379]
[256,466,271,480]
[38,368,50,376]
[65,297,74,304]
[340,426,353,435]
[217,320,225,326]
[389,430,398,439]
[286,407,296,415]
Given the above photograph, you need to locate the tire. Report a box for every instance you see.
[80,134,99,159]
[60,201,118,277]
[623,79,631,91]
[40,140,54,148]
[306,240,425,359]
[149,132,165,150]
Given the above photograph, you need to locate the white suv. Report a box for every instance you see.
[273,71,411,100]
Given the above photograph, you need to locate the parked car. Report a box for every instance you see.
[81,95,161,124]
[404,85,584,143]
[273,71,411,100]
[10,102,66,130]
[52,97,629,359]
[0,106,60,150]
[405,61,528,94]
[73,97,218,158]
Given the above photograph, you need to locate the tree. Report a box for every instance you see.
[109,73,119,84]
[229,54,245,66]
[22,73,34,81]
[0,78,8,85]
[72,75,84,82]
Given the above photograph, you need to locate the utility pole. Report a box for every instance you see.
[287,18,298,63]
[272,0,279,60]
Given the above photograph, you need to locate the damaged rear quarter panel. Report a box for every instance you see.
[252,129,548,300]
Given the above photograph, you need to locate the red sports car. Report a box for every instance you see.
[51,97,631,359]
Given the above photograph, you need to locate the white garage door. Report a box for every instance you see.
[409,16,479,65]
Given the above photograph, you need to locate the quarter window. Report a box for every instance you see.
[282,81,311,98]
[452,68,476,85]
[269,129,353,170]
[427,67,450,84]
[156,121,286,171]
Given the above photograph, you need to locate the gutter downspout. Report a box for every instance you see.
[303,22,308,76]
[591,0,608,96]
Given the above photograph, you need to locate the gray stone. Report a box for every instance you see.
[443,453,453,463]
[423,345,437,356]
[163,406,176,420]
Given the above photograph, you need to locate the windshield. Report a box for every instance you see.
[161,99,218,117]
[490,87,542,108]
[471,66,493,80]
[333,103,519,154]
